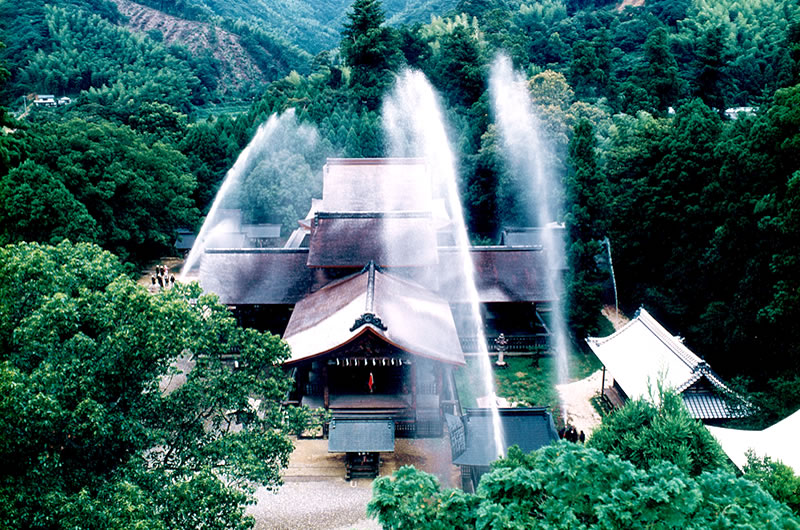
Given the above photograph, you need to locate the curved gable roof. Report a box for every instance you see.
[283,264,465,366]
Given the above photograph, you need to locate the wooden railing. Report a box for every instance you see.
[459,334,549,353]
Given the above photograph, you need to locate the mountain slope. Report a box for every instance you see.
[131,0,460,54]
[111,0,267,88]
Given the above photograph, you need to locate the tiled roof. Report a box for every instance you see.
[586,308,746,420]
[438,247,556,303]
[283,264,465,366]
[682,390,741,420]
[307,212,438,267]
[451,408,559,467]
[198,249,318,304]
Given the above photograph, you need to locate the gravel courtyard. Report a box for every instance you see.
[249,437,458,530]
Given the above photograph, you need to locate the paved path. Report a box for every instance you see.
[249,437,458,529]
[557,370,604,437]
[555,306,631,437]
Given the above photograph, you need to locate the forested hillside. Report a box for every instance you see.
[2,0,800,419]
[0,0,309,106]
[129,0,459,53]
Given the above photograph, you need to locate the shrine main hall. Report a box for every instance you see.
[198,158,557,447]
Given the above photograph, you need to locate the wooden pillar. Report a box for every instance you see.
[323,365,329,409]
[600,366,606,399]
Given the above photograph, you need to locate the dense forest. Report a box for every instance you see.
[2,0,800,526]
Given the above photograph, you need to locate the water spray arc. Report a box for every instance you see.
[180,110,318,280]
[489,54,571,421]
[383,70,507,458]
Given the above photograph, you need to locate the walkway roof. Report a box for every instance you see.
[198,246,557,306]
[199,249,317,305]
[438,246,555,303]
[450,408,559,467]
[707,409,800,473]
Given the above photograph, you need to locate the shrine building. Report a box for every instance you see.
[198,158,558,463]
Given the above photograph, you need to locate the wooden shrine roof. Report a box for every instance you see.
[438,246,556,303]
[283,263,465,366]
[321,158,431,213]
[306,212,438,267]
[198,249,319,305]
[198,246,558,306]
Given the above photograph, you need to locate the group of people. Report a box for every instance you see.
[559,424,585,444]
[150,264,175,292]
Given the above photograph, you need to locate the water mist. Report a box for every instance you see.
[383,70,506,458]
[489,55,571,421]
[180,110,318,280]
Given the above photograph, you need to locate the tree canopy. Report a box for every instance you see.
[368,443,800,529]
[0,241,293,529]
[588,389,729,477]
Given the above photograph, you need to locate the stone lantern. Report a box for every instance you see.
[494,333,508,367]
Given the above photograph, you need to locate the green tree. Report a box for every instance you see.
[4,118,199,265]
[744,450,800,514]
[127,101,188,145]
[691,24,729,111]
[427,24,485,109]
[0,160,100,245]
[565,119,607,337]
[368,443,799,528]
[639,27,683,113]
[0,241,293,528]
[340,0,403,110]
[589,389,729,476]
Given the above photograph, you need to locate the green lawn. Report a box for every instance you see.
[453,316,609,421]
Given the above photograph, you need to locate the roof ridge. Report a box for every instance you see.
[636,308,703,370]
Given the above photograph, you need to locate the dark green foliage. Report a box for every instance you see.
[744,450,800,515]
[426,25,485,108]
[647,0,690,26]
[341,0,404,109]
[635,27,682,113]
[5,5,204,115]
[588,390,729,476]
[565,119,607,337]
[368,443,799,528]
[0,0,798,427]
[0,119,198,265]
[0,241,293,528]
